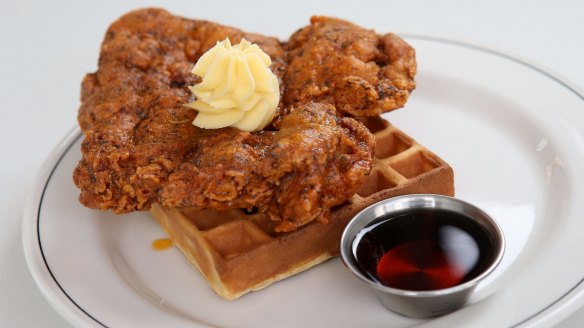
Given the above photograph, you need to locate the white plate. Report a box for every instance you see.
[23,36,584,328]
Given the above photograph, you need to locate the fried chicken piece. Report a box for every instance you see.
[161,102,374,231]
[75,8,278,212]
[283,16,416,117]
[73,8,375,231]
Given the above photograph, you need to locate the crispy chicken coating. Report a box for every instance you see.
[160,102,374,231]
[74,8,414,231]
[284,16,416,117]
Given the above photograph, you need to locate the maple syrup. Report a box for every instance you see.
[353,209,495,291]
[151,238,173,251]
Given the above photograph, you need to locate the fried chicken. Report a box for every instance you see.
[283,16,416,117]
[74,8,415,231]
[159,102,374,232]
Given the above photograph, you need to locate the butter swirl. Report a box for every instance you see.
[185,38,280,131]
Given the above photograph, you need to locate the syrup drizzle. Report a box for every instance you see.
[152,238,173,251]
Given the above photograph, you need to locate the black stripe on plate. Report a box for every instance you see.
[37,132,109,328]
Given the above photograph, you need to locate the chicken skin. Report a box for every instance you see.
[284,16,416,117]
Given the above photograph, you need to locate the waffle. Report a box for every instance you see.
[150,116,454,300]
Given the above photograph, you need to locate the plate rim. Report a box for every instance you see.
[22,34,584,328]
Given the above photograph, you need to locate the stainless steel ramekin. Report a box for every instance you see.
[339,194,505,318]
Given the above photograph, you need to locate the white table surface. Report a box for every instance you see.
[1,1,583,327]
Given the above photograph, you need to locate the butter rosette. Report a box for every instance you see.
[185,38,280,132]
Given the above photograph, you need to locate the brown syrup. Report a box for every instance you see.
[353,209,494,291]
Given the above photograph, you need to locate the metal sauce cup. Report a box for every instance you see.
[340,194,505,318]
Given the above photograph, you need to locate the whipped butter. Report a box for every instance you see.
[185,38,280,131]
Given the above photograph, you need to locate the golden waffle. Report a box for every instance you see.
[150,116,454,300]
